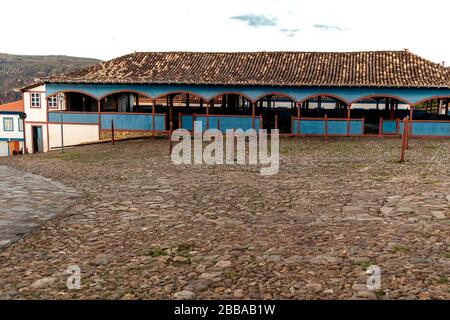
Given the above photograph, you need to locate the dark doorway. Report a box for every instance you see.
[32,126,43,153]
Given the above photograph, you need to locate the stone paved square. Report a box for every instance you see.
[0,137,448,300]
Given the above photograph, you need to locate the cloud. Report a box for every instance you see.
[279,28,300,38]
[313,24,343,31]
[229,14,278,28]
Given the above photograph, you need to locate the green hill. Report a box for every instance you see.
[0,53,101,104]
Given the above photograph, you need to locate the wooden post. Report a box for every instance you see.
[260,115,263,129]
[346,105,351,136]
[178,112,182,129]
[111,120,115,145]
[297,102,300,136]
[192,113,196,133]
[361,117,365,135]
[206,101,210,130]
[379,117,383,137]
[399,118,407,162]
[169,95,173,129]
[445,99,449,117]
[274,114,278,130]
[324,114,328,140]
[152,100,156,136]
[169,121,173,155]
[251,102,255,129]
[409,107,413,137]
[406,117,410,150]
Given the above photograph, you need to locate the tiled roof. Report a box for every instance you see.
[0,100,24,112]
[45,51,450,88]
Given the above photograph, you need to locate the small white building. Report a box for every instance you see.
[0,100,25,156]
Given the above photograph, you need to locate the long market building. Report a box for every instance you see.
[20,50,450,153]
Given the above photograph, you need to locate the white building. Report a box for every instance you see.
[0,100,25,156]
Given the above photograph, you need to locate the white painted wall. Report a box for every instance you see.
[48,123,99,149]
[23,85,49,153]
[0,113,24,140]
[0,112,24,156]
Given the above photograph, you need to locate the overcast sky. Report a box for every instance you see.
[1,0,449,64]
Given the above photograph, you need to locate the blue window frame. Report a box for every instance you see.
[3,117,14,132]
[18,118,23,132]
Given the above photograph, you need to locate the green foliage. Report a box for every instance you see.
[0,53,101,104]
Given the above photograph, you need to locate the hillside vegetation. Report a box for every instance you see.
[0,53,101,104]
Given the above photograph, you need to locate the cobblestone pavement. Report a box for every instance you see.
[0,165,80,249]
[0,137,448,300]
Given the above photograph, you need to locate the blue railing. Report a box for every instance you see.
[181,115,260,132]
[100,113,165,131]
[410,121,450,137]
[49,112,166,131]
[48,112,98,124]
[291,118,363,136]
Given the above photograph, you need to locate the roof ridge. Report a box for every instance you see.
[40,51,450,89]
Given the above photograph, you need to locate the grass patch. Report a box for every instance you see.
[356,260,374,270]
[437,276,448,284]
[174,243,196,257]
[224,270,239,279]
[49,150,114,164]
[390,244,411,254]
[146,248,168,258]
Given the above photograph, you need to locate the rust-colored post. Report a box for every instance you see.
[405,117,410,150]
[178,112,182,129]
[346,105,351,136]
[274,114,278,130]
[169,121,173,155]
[379,117,383,137]
[260,115,263,129]
[399,118,407,162]
[206,101,210,130]
[251,102,255,129]
[111,120,115,145]
[291,115,294,136]
[361,117,365,135]
[297,102,301,136]
[152,99,156,136]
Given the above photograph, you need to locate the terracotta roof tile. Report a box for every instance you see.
[46,51,450,88]
[0,100,24,112]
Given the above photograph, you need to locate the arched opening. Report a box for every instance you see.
[299,94,349,118]
[208,92,253,115]
[154,92,207,130]
[412,97,450,121]
[99,91,152,113]
[351,96,411,134]
[254,93,297,133]
[48,91,99,112]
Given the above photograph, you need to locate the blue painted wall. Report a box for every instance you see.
[46,83,450,105]
[382,120,399,134]
[292,119,363,135]
[48,112,98,124]
[411,122,450,136]
[181,115,259,132]
[100,114,165,131]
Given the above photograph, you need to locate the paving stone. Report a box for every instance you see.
[0,138,448,300]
